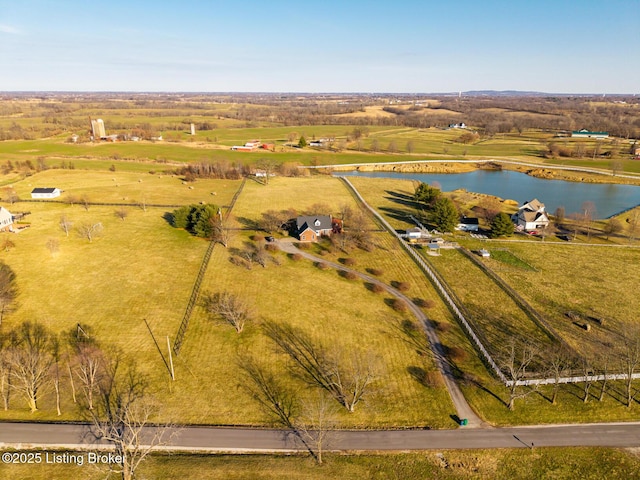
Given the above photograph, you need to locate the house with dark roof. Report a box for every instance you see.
[514,198,549,232]
[456,216,479,232]
[31,187,61,199]
[295,215,334,242]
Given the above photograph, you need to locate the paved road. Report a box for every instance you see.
[2,422,640,452]
[277,239,485,428]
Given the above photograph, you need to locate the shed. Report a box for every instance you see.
[31,187,61,199]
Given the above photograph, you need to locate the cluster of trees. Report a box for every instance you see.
[176,161,247,181]
[170,204,221,238]
[0,320,172,479]
[413,183,459,233]
[501,330,640,412]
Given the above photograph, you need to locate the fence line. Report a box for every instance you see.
[339,177,508,384]
[339,177,640,389]
[457,246,568,347]
[172,178,246,355]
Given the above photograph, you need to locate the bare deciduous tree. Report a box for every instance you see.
[75,345,105,411]
[545,347,573,405]
[46,238,60,255]
[88,357,175,480]
[80,194,90,211]
[597,351,611,402]
[211,217,233,247]
[581,201,597,239]
[266,323,380,412]
[603,218,623,240]
[6,321,55,412]
[59,215,73,237]
[502,338,539,411]
[0,339,11,410]
[238,355,335,464]
[256,158,278,185]
[201,291,252,333]
[627,210,640,243]
[115,208,128,221]
[619,328,640,407]
[77,222,103,243]
[579,355,594,403]
[0,262,18,326]
[294,393,336,464]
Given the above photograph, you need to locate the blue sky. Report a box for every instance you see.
[1,0,638,93]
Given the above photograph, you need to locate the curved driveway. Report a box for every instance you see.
[277,239,485,428]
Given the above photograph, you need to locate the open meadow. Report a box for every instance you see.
[0,172,457,428]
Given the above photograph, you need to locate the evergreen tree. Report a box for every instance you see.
[432,197,458,232]
[490,212,515,237]
[413,183,441,206]
[298,135,307,148]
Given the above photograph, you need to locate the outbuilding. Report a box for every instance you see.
[456,217,480,232]
[0,207,13,232]
[31,187,61,199]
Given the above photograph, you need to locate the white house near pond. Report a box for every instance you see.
[514,198,550,232]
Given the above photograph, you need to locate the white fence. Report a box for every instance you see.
[341,177,640,388]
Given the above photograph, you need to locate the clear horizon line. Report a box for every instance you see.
[1,90,638,96]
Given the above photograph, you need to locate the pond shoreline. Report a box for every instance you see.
[315,159,640,186]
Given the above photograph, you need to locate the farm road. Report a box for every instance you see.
[276,239,485,429]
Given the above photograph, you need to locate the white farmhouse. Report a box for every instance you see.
[514,198,550,232]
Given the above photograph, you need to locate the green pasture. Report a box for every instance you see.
[471,241,640,357]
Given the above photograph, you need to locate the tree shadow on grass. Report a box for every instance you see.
[162,211,174,226]
[236,216,260,230]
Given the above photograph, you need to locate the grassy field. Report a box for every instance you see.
[1,448,639,479]
[173,175,455,427]
[0,171,244,422]
[0,173,456,428]
[347,175,640,425]
[467,240,640,357]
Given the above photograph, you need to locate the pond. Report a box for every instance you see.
[336,170,640,219]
